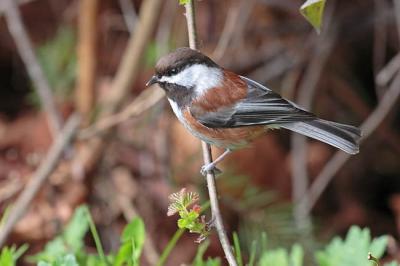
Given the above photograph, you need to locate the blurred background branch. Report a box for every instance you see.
[2,0,62,136]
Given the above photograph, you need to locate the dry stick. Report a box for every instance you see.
[184,1,238,266]
[78,87,165,139]
[76,0,98,118]
[291,30,335,230]
[0,114,81,247]
[119,0,138,32]
[105,0,162,115]
[2,0,62,136]
[299,73,400,216]
[72,0,162,175]
[372,0,388,98]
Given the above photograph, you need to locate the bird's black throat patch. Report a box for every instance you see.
[159,82,195,108]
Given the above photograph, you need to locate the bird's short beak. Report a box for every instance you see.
[146,75,158,87]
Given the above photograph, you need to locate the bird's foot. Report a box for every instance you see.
[200,163,222,176]
[206,215,216,229]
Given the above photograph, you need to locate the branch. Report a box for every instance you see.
[2,0,63,136]
[78,86,165,139]
[184,1,238,266]
[71,0,163,176]
[0,114,81,247]
[299,71,400,216]
[291,14,335,230]
[76,0,98,118]
[118,0,138,32]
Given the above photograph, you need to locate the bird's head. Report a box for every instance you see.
[146,48,222,105]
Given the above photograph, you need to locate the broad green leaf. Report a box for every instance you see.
[300,0,326,33]
[120,217,145,264]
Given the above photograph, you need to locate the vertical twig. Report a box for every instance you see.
[291,5,335,230]
[184,1,238,266]
[118,0,138,32]
[2,0,62,136]
[0,114,81,247]
[76,0,98,118]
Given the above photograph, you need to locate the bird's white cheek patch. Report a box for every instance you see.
[159,64,222,96]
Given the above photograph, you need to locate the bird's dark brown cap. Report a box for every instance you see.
[155,47,219,77]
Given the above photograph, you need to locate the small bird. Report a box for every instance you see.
[147,47,361,175]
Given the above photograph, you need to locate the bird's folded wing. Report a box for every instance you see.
[191,76,316,128]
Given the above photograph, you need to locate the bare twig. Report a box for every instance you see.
[79,86,165,139]
[299,72,400,216]
[0,0,35,15]
[119,0,138,32]
[0,114,81,247]
[376,52,400,86]
[291,19,336,229]
[184,1,237,265]
[72,0,162,177]
[394,0,400,43]
[104,0,162,115]
[76,0,98,118]
[373,0,388,98]
[212,0,255,60]
[2,0,62,136]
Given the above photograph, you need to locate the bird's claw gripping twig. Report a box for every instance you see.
[200,163,222,176]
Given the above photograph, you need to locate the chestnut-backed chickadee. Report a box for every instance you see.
[147,47,361,175]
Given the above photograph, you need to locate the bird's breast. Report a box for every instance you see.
[172,106,265,149]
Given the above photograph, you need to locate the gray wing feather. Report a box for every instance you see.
[195,76,315,128]
[192,76,361,154]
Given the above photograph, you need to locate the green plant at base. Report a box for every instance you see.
[315,226,387,266]
[167,188,209,242]
[0,244,28,266]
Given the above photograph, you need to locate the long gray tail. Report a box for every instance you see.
[280,119,361,154]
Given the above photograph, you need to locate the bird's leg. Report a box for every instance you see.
[200,149,231,176]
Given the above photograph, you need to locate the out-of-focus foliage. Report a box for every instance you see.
[2,205,399,266]
[300,0,326,33]
[28,26,76,106]
[24,205,145,266]
[0,245,28,266]
[315,226,387,266]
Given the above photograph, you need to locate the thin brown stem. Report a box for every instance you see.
[76,0,98,118]
[184,1,238,265]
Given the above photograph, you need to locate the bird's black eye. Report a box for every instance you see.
[170,68,178,75]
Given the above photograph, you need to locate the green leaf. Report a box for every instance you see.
[30,205,90,263]
[120,218,145,264]
[315,226,389,266]
[177,218,189,229]
[259,248,289,266]
[38,254,79,266]
[290,244,304,266]
[233,232,243,266]
[113,242,132,266]
[300,0,326,34]
[63,206,90,252]
[0,247,15,266]
[179,0,189,5]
